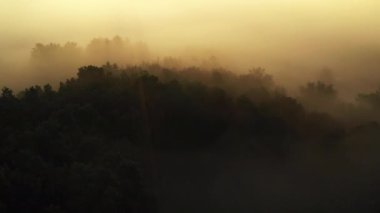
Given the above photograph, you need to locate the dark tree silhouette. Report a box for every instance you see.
[1,64,380,213]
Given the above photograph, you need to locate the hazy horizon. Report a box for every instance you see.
[4,2,380,212]
[1,0,380,98]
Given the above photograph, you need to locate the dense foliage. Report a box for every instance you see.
[1,64,380,212]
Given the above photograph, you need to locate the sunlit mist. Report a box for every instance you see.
[1,0,380,97]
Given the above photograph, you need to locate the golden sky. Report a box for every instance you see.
[1,0,380,98]
[1,0,379,44]
[1,0,380,72]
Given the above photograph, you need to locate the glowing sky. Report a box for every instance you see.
[1,0,380,72]
[2,0,379,45]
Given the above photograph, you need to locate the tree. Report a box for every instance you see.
[1,87,14,99]
[298,81,338,113]
[357,88,380,109]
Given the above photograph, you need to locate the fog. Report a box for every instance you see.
[1,0,380,98]
[3,2,380,212]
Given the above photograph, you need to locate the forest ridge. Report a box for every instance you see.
[1,63,380,212]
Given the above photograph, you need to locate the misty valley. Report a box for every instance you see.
[1,55,380,212]
[2,1,380,211]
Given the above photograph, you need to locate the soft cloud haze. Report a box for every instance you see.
[1,0,380,97]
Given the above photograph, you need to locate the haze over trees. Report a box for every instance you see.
[1,61,380,212]
[2,0,380,211]
[29,36,151,84]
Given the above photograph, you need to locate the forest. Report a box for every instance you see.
[1,62,380,212]
[2,0,380,211]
